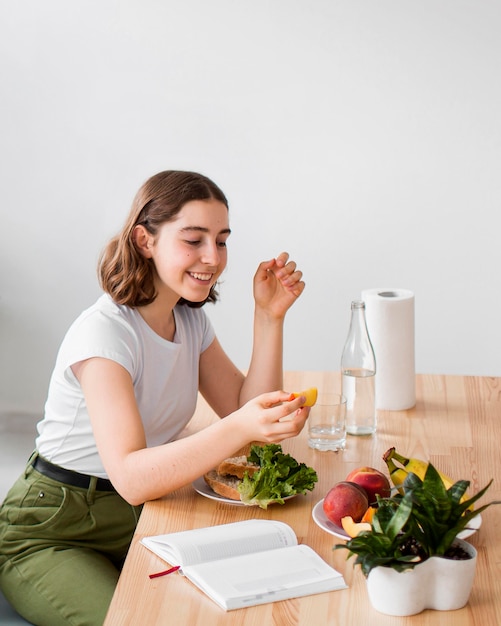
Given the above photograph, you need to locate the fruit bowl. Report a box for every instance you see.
[312,498,482,541]
[312,499,350,540]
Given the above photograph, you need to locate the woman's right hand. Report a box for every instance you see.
[227,390,310,445]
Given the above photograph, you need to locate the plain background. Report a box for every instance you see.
[1,0,499,419]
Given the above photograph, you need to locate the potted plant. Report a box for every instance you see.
[335,459,500,616]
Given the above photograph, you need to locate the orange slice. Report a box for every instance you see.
[341,516,372,538]
[290,387,318,407]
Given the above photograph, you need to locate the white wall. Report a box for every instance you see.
[1,0,500,417]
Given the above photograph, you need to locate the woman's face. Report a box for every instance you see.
[146,199,230,304]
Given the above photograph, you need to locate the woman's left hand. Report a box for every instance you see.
[253,252,305,319]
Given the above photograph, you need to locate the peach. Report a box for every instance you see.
[345,466,391,505]
[289,387,318,407]
[323,481,369,527]
[341,516,372,538]
[361,506,377,524]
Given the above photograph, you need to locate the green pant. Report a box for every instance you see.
[0,456,142,626]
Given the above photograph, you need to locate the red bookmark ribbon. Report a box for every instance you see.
[149,565,181,579]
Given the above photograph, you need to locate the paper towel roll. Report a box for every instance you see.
[361,288,416,411]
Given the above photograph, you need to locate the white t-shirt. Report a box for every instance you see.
[36,294,216,478]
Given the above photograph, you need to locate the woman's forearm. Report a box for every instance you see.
[115,415,250,504]
[239,308,285,404]
[111,390,307,505]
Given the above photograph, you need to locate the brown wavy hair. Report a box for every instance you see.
[98,170,228,308]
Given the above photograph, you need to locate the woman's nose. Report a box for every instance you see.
[202,241,220,265]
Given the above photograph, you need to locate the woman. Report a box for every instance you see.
[0,170,309,625]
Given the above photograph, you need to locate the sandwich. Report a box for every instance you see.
[203,444,318,509]
[204,455,260,501]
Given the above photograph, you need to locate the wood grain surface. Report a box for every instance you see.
[104,373,501,626]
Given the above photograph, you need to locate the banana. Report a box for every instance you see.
[383,447,472,508]
[386,448,452,486]
[383,456,409,495]
[399,456,429,481]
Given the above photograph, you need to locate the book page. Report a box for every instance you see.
[141,519,297,567]
[183,544,347,610]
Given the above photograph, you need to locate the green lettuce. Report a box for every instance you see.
[237,444,318,509]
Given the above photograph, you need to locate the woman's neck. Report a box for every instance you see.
[137,295,178,341]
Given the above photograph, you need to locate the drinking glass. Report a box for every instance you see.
[308,393,347,452]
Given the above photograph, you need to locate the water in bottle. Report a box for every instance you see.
[341,301,377,435]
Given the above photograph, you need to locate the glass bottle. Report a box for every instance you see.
[341,300,377,435]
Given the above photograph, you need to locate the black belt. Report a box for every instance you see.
[32,455,116,492]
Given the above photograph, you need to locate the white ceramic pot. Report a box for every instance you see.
[366,539,477,616]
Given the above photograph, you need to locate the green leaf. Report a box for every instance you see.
[449,479,469,504]
[385,493,413,540]
[238,444,318,509]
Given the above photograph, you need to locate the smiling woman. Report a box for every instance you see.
[131,198,231,320]
[0,169,309,626]
[99,171,230,309]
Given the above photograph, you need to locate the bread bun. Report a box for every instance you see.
[204,456,260,501]
[217,456,259,479]
[203,470,241,500]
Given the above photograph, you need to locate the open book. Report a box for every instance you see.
[141,519,347,610]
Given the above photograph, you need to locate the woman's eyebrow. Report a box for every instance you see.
[179,226,231,235]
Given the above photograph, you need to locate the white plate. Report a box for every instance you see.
[457,514,482,540]
[312,499,350,540]
[192,476,297,506]
[312,499,482,541]
[192,476,246,505]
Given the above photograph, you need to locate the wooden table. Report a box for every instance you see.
[104,372,501,626]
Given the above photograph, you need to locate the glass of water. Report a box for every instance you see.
[308,393,347,452]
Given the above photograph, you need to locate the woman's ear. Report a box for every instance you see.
[133,225,154,258]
